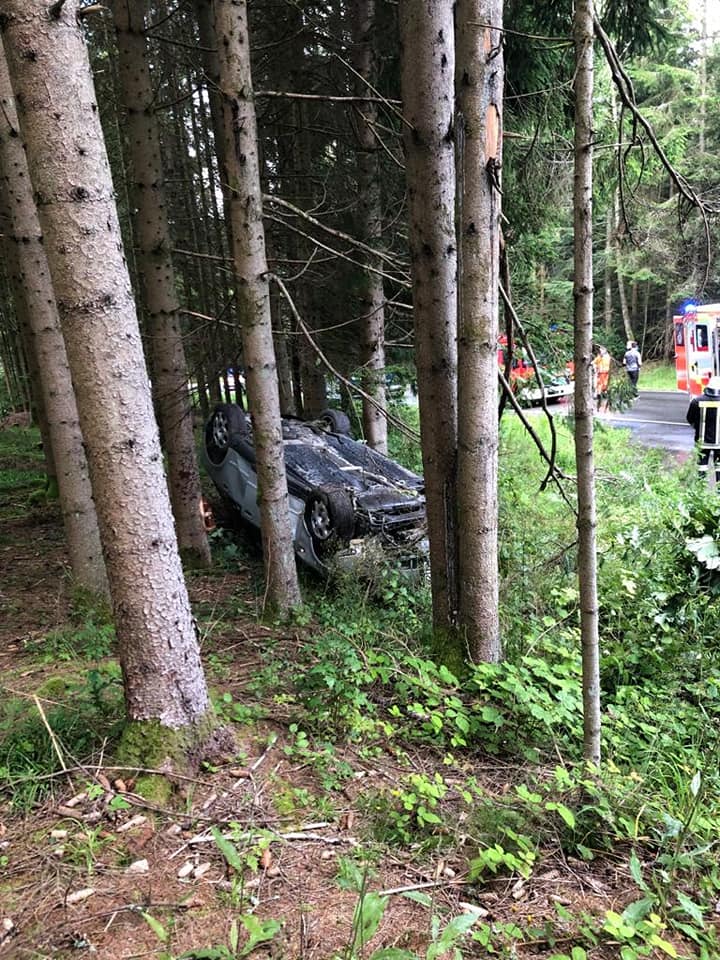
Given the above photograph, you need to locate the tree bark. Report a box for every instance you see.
[0,41,106,593]
[455,0,502,662]
[213,0,301,612]
[399,0,459,634]
[112,0,211,568]
[2,0,212,739]
[603,204,613,335]
[573,0,602,765]
[352,0,387,453]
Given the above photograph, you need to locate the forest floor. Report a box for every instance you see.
[0,423,694,960]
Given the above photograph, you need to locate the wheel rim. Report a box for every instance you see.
[212,411,229,449]
[309,500,332,540]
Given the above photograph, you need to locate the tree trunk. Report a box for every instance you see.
[213,0,301,613]
[112,0,211,568]
[454,0,502,662]
[603,204,613,334]
[352,0,387,454]
[0,42,106,593]
[573,0,601,765]
[3,1,213,748]
[11,281,57,483]
[399,0,459,634]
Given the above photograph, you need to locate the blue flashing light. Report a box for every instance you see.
[682,301,698,315]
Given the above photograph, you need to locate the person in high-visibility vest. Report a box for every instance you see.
[686,376,720,482]
[593,346,611,413]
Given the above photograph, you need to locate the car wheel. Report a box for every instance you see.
[305,486,355,552]
[205,403,248,465]
[319,408,351,436]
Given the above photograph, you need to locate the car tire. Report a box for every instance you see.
[305,485,355,552]
[205,403,249,465]
[319,408,351,436]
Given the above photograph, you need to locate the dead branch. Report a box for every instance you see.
[265,213,410,289]
[270,274,420,443]
[594,15,714,291]
[497,370,576,513]
[499,282,560,492]
[263,194,411,279]
[256,90,401,105]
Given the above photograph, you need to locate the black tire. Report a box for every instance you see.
[305,485,355,551]
[319,408,351,436]
[205,403,249,465]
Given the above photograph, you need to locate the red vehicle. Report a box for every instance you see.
[674,303,720,396]
[497,335,534,387]
[497,336,573,404]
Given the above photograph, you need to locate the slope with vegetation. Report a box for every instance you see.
[2,410,719,959]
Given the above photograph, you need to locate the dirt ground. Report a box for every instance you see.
[0,447,686,959]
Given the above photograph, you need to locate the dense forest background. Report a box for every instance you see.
[2,0,718,418]
[2,1,720,958]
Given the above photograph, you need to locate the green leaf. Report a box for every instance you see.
[647,934,679,957]
[435,912,479,948]
[369,950,418,960]
[629,851,646,889]
[211,827,245,873]
[571,948,588,960]
[401,890,432,907]
[676,891,704,926]
[238,915,282,958]
[352,892,388,947]
[622,898,654,925]
[178,950,229,959]
[229,919,239,954]
[546,801,576,829]
[142,912,169,944]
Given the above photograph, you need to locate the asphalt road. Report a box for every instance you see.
[600,389,694,456]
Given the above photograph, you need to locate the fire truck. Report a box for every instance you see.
[674,303,720,396]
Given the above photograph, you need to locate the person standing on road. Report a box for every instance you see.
[686,376,720,483]
[623,341,642,395]
[593,345,611,413]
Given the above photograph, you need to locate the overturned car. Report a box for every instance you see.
[203,404,427,574]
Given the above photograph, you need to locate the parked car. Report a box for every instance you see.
[203,404,427,575]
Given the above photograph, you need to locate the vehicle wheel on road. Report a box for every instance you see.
[305,485,355,552]
[205,403,249,465]
[319,408,351,436]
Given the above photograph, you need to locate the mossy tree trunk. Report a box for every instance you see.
[2,0,214,754]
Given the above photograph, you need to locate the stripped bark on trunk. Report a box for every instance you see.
[455,0,502,662]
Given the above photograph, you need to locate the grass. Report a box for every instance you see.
[638,360,679,391]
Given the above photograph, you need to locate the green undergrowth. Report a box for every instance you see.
[4,411,720,954]
[0,424,47,521]
[239,412,720,956]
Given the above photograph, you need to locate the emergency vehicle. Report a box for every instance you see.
[674,303,720,396]
[497,335,573,403]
